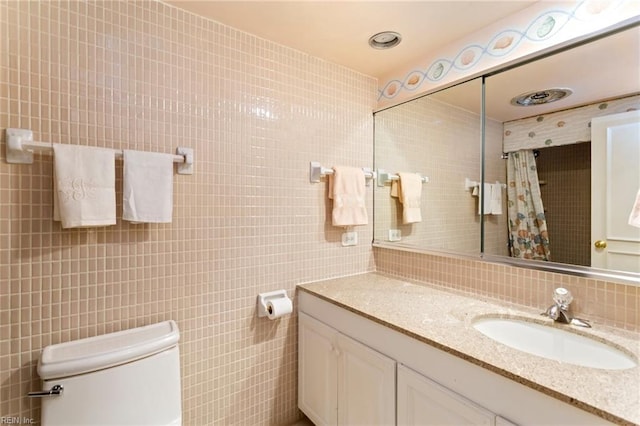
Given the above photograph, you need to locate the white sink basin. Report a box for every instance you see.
[473,317,637,370]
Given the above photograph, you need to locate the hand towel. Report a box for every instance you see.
[328,166,368,226]
[474,183,493,215]
[490,182,503,215]
[53,144,116,228]
[629,188,640,228]
[391,172,423,224]
[123,150,174,223]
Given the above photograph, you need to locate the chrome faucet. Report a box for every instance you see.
[542,287,591,328]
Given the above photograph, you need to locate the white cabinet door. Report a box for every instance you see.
[397,364,494,426]
[299,312,338,426]
[337,333,396,426]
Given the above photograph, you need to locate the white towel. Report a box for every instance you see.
[490,182,503,215]
[390,172,423,224]
[629,188,640,228]
[123,150,174,223]
[328,166,368,227]
[53,144,116,228]
[473,183,493,215]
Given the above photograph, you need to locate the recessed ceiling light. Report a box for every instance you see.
[369,31,402,50]
[511,88,573,106]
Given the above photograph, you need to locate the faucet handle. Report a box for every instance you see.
[552,287,573,309]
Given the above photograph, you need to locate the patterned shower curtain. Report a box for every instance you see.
[506,150,551,261]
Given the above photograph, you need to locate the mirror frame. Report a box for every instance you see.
[372,22,640,286]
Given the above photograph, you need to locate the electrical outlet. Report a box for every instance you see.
[341,231,358,247]
[388,229,401,242]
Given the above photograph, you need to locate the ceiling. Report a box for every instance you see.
[167,1,537,80]
[167,1,639,121]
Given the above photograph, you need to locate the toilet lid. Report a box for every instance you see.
[38,320,180,379]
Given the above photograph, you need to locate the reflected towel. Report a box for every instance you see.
[473,183,493,215]
[123,150,174,223]
[53,144,116,228]
[328,166,368,226]
[490,182,503,215]
[629,188,640,228]
[391,172,422,224]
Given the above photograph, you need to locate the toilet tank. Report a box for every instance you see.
[35,320,181,426]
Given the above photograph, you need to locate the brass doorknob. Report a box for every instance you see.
[594,240,607,249]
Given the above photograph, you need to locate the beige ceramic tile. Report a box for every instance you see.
[0,0,375,423]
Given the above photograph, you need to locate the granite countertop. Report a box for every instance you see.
[297,272,640,425]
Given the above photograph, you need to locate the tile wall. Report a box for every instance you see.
[0,1,376,424]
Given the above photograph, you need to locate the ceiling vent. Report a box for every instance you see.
[511,88,573,106]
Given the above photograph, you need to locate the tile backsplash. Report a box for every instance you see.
[374,247,639,332]
[0,1,376,424]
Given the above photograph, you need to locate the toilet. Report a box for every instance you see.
[32,320,182,426]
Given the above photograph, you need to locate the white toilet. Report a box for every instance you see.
[31,320,182,426]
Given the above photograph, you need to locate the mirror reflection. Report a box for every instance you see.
[485,25,640,274]
[373,24,640,278]
[374,78,507,256]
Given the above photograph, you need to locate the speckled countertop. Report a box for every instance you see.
[297,273,640,425]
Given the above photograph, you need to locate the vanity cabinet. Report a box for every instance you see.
[397,364,512,426]
[298,312,338,425]
[299,310,510,426]
[298,290,612,426]
[298,312,396,426]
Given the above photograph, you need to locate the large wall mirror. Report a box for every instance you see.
[375,78,490,256]
[373,24,640,283]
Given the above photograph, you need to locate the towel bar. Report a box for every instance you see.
[465,178,506,190]
[5,128,195,175]
[376,169,429,187]
[465,178,481,190]
[309,161,375,185]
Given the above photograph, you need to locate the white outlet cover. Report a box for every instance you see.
[388,229,401,241]
[341,231,358,247]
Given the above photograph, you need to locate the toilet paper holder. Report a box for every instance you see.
[257,290,289,317]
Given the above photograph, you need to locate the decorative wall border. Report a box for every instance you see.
[377,0,640,109]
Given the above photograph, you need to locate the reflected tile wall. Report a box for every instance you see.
[0,1,376,424]
[373,93,507,257]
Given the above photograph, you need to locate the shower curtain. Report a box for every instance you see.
[506,150,551,261]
